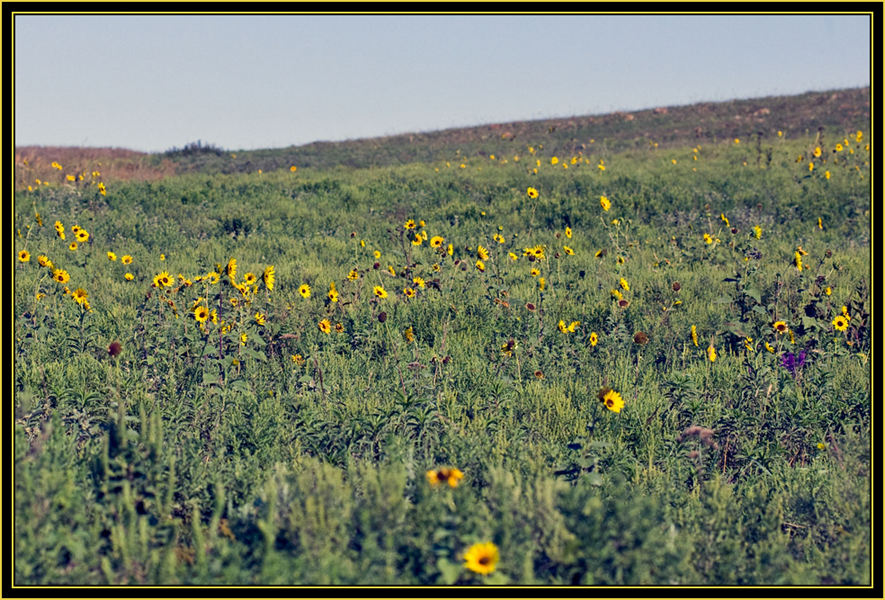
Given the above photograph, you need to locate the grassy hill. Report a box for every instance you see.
[15,86,870,186]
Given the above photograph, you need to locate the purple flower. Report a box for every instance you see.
[780,351,807,377]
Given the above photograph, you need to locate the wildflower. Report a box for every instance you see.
[754,226,762,239]
[493,233,505,244]
[563,246,574,256]
[71,288,88,304]
[404,219,416,230]
[426,467,464,489]
[703,233,713,244]
[530,267,540,277]
[243,272,257,287]
[765,342,775,353]
[318,319,331,334]
[291,354,304,365]
[620,278,629,291]
[824,286,832,296]
[795,252,803,272]
[447,244,454,256]
[832,315,849,331]
[255,312,266,326]
[411,234,423,246]
[207,272,220,285]
[475,260,485,272]
[299,284,311,298]
[160,254,166,261]
[226,258,237,281]
[18,250,30,262]
[773,321,789,334]
[52,269,70,284]
[527,187,539,199]
[508,252,518,261]
[551,157,559,165]
[463,542,499,576]
[38,255,52,268]
[373,286,388,299]
[240,332,248,346]
[335,323,344,333]
[780,351,806,378]
[75,229,89,243]
[262,265,275,291]
[430,236,444,248]
[590,332,598,346]
[813,147,821,158]
[558,320,568,334]
[598,388,625,413]
[691,325,698,347]
[477,245,489,260]
[290,165,297,172]
[413,277,425,289]
[69,242,78,251]
[707,344,717,362]
[404,287,416,298]
[611,289,623,300]
[538,277,546,291]
[404,326,415,342]
[328,288,339,303]
[107,251,117,261]
[595,249,606,259]
[387,265,396,276]
[194,306,209,323]
[568,321,580,333]
[153,271,173,288]
[600,196,611,211]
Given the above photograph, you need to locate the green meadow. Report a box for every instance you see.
[13,89,871,585]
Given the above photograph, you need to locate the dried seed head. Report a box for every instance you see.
[377,312,387,323]
[108,341,122,357]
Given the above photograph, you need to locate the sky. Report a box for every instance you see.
[14,14,871,153]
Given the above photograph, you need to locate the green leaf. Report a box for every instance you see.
[437,558,461,585]
[744,288,762,303]
[713,294,733,304]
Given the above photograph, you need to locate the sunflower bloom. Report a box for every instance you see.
[53,269,70,284]
[620,278,629,291]
[430,236,444,248]
[107,252,117,261]
[832,315,849,332]
[194,306,209,323]
[477,245,489,260]
[707,344,717,362]
[75,229,89,243]
[122,255,133,265]
[373,286,388,299]
[299,284,311,298]
[426,467,464,489]
[18,250,30,262]
[590,332,598,346]
[38,255,52,268]
[773,321,789,334]
[565,226,572,238]
[153,271,173,288]
[263,265,275,291]
[691,325,698,347]
[463,542,499,576]
[598,388,625,413]
[475,260,485,272]
[226,258,237,281]
[318,319,331,334]
[527,187,539,199]
[600,196,611,211]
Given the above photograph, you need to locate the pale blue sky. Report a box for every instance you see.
[14,14,871,153]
